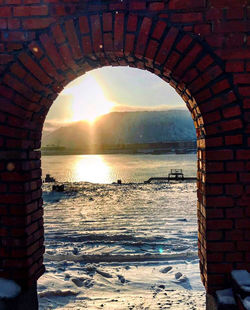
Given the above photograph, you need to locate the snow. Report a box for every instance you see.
[231,270,250,291]
[38,181,206,309]
[0,278,21,299]
[232,270,250,310]
[243,297,250,310]
[216,288,236,306]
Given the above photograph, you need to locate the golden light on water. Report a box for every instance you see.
[61,74,115,123]
[73,155,111,183]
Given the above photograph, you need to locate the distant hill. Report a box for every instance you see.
[42,110,196,149]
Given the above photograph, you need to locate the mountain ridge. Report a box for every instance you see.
[42,110,196,149]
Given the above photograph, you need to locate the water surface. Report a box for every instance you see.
[42,154,196,183]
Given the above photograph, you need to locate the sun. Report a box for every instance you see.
[61,74,115,123]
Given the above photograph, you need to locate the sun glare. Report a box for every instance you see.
[73,155,111,183]
[61,74,115,123]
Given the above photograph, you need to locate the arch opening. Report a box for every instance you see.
[40,66,206,308]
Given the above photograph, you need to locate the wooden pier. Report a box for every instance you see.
[144,176,196,183]
[144,169,196,184]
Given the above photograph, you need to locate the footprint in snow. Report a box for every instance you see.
[117,275,125,283]
[96,269,113,278]
[71,277,93,288]
[175,272,183,280]
[172,272,192,289]
[72,278,84,287]
[160,266,172,273]
[64,273,71,280]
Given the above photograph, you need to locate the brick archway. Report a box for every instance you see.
[0,1,249,297]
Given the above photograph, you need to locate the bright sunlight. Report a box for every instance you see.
[45,67,186,133]
[61,74,115,123]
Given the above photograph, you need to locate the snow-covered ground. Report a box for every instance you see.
[38,181,205,309]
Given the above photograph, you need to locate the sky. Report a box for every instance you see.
[44,66,186,132]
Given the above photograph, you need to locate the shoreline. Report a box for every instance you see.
[41,141,197,156]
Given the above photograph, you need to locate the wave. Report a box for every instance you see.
[44,251,198,263]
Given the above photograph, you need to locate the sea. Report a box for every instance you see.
[41,153,197,183]
[39,154,206,309]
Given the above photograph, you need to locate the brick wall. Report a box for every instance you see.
[0,0,249,294]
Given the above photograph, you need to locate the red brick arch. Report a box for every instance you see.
[0,0,249,298]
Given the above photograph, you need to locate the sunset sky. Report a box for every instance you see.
[45,67,185,132]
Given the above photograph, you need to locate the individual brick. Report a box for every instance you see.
[22,18,55,30]
[58,44,79,71]
[114,13,124,52]
[103,33,113,52]
[171,12,203,23]
[135,17,152,57]
[81,35,92,55]
[129,1,146,10]
[90,15,103,53]
[145,40,158,61]
[0,7,12,17]
[169,0,206,9]
[149,2,164,11]
[126,15,138,35]
[125,33,135,55]
[40,33,67,70]
[64,19,82,59]
[51,24,65,44]
[155,27,179,65]
[152,20,166,40]
[225,61,244,73]
[14,5,48,16]
[102,12,112,32]
[18,52,52,85]
[174,44,203,78]
[79,16,89,34]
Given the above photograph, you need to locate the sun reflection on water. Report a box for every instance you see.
[73,155,111,183]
